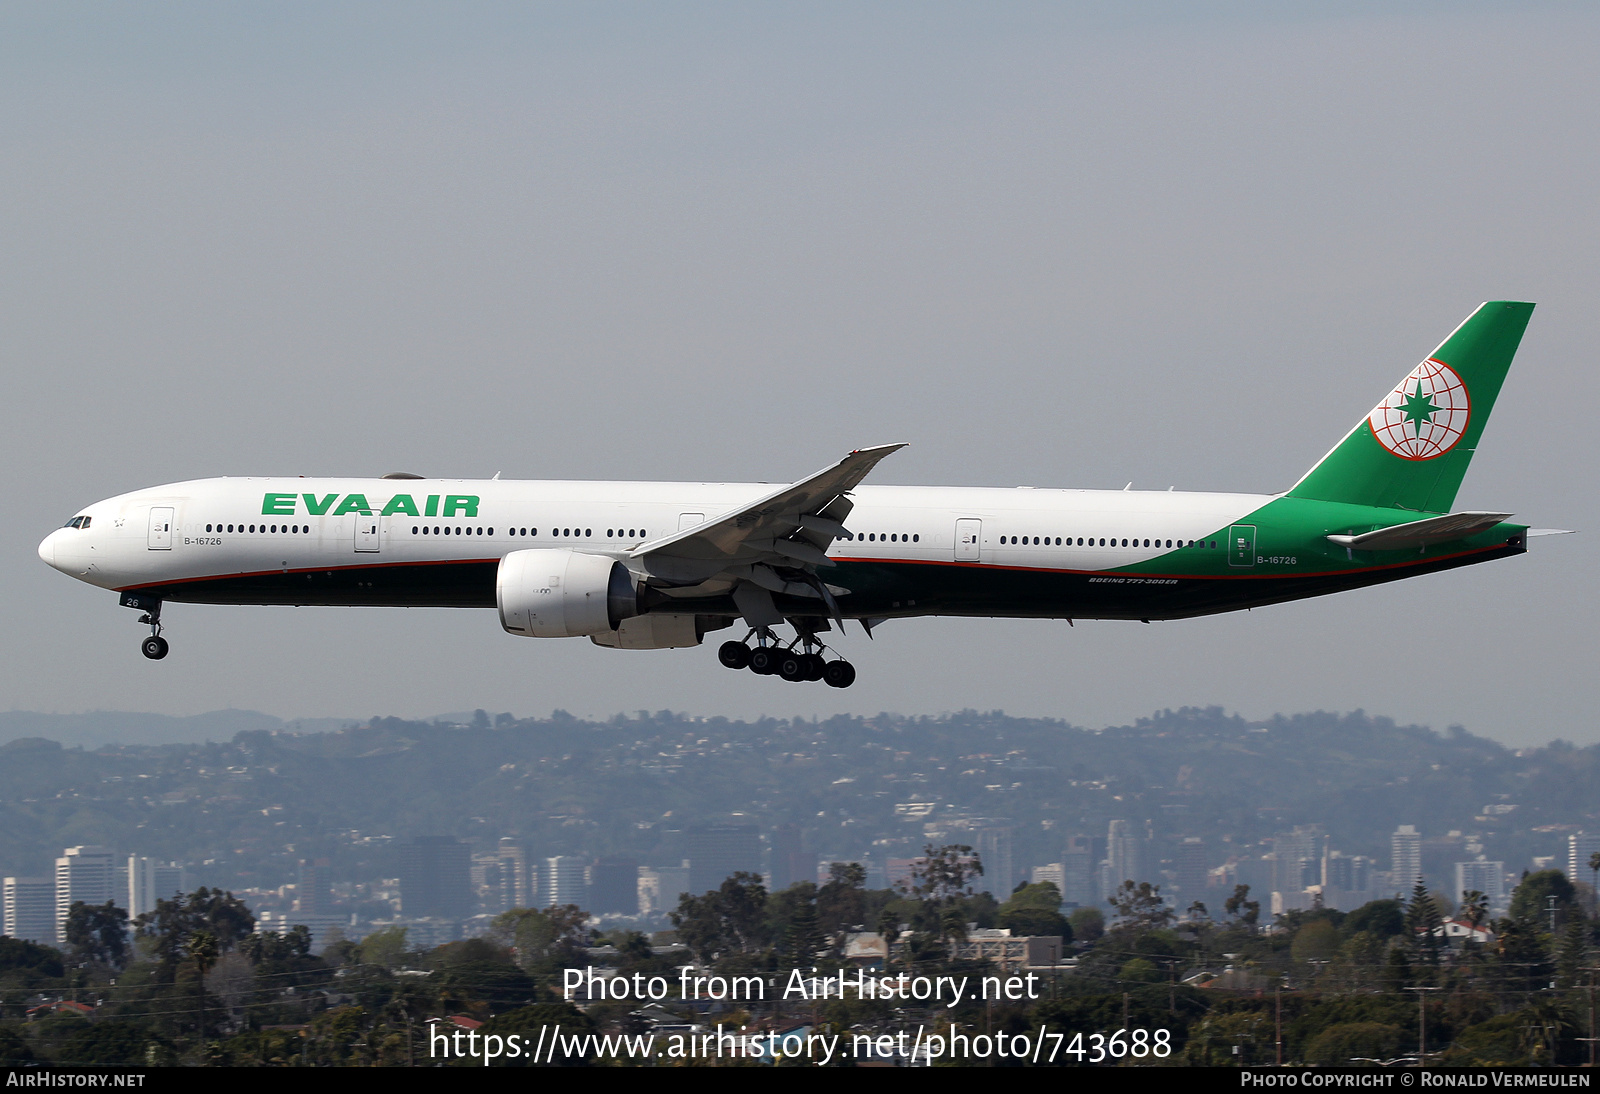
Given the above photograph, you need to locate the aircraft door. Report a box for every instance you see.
[1229,525,1256,567]
[355,514,382,553]
[955,518,982,562]
[678,512,704,531]
[147,507,174,550]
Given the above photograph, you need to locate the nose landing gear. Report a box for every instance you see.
[120,593,168,660]
[717,631,856,687]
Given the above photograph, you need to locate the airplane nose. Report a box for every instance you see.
[38,531,56,568]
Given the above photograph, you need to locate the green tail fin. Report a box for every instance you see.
[1287,301,1534,513]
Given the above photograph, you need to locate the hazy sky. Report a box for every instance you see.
[5,2,1597,746]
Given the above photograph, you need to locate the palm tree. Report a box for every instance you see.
[1589,852,1600,916]
[1460,890,1490,975]
[188,930,219,1063]
[876,907,901,969]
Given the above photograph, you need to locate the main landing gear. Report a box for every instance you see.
[717,633,856,687]
[119,593,168,660]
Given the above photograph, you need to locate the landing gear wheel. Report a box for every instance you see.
[778,651,808,682]
[823,659,856,688]
[748,647,780,675]
[718,641,752,670]
[141,635,169,661]
[799,653,826,681]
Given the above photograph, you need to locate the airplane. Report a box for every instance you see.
[39,301,1554,688]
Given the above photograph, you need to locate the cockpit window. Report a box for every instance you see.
[62,516,90,529]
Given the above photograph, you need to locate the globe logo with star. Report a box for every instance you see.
[1367,357,1470,461]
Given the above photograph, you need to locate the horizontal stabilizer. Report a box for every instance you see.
[1528,528,1575,538]
[1326,511,1512,550]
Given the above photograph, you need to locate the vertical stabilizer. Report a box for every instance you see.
[1287,301,1534,513]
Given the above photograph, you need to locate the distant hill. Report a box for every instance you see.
[0,709,358,749]
[0,706,1592,902]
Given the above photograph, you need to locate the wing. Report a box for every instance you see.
[632,443,906,627]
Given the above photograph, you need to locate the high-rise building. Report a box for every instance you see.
[471,853,503,912]
[1315,852,1376,910]
[638,865,690,916]
[297,858,332,917]
[56,846,117,943]
[543,856,587,908]
[1059,836,1098,907]
[975,825,1016,898]
[1566,833,1600,885]
[769,825,817,894]
[589,856,640,915]
[1391,825,1423,890]
[1455,860,1507,916]
[1175,838,1208,896]
[1031,864,1066,905]
[1324,852,1354,891]
[1107,820,1151,889]
[4,877,56,944]
[1272,827,1326,895]
[399,837,471,919]
[686,823,761,895]
[498,838,532,910]
[127,857,184,921]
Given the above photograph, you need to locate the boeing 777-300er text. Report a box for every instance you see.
[40,302,1559,687]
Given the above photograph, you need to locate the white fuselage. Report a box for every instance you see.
[39,476,1269,598]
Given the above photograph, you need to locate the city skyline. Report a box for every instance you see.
[5,704,1597,951]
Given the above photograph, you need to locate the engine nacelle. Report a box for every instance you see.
[497,549,639,638]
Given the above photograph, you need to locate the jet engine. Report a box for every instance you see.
[496,549,640,638]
